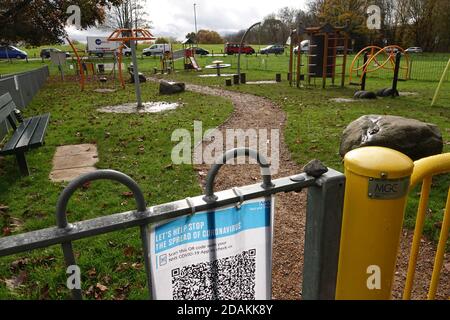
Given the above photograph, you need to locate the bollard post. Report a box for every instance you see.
[335,147,414,299]
[240,73,246,84]
[225,78,232,86]
[233,74,240,85]
[276,73,282,82]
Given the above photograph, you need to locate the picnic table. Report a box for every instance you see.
[204,60,231,76]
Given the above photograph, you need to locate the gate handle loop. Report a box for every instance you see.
[56,170,147,230]
[203,148,274,203]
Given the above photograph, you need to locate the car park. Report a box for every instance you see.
[0,45,28,59]
[260,44,284,55]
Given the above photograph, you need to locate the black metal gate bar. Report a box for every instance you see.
[0,148,345,300]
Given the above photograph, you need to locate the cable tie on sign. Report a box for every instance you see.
[232,187,244,209]
[185,197,196,215]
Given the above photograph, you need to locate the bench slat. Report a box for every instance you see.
[0,100,16,122]
[0,119,32,155]
[14,116,41,151]
[28,113,50,148]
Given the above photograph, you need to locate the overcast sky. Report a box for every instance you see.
[67,0,308,42]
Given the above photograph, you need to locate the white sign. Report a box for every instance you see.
[50,52,67,66]
[150,197,274,300]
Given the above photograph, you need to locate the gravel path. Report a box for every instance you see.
[152,78,449,300]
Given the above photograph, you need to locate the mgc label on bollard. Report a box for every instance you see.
[368,177,409,200]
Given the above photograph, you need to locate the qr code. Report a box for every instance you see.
[171,249,256,300]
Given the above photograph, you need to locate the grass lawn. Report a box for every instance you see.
[0,48,449,299]
[0,79,233,299]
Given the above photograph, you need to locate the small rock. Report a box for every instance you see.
[303,159,328,178]
[159,80,185,95]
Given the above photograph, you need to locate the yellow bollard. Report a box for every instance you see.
[335,147,414,299]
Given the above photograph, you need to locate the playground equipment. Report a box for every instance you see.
[67,37,124,91]
[349,45,410,86]
[182,38,202,71]
[353,51,403,99]
[336,147,414,299]
[294,23,349,89]
[108,28,155,108]
[236,22,261,84]
[204,60,231,77]
[431,57,450,106]
[153,50,175,75]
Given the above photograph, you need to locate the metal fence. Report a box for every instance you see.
[0,66,49,141]
[0,148,346,300]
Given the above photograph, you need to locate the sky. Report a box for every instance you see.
[67,0,308,42]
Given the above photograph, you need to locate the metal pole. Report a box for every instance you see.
[237,22,261,85]
[130,40,143,108]
[194,3,198,43]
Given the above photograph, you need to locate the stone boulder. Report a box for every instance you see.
[339,115,443,160]
[159,80,185,95]
[353,90,377,99]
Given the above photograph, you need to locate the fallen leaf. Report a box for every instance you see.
[10,258,30,271]
[81,182,91,190]
[2,227,11,236]
[444,262,450,272]
[131,263,143,270]
[121,191,134,198]
[123,246,135,257]
[5,271,27,290]
[40,284,50,300]
[88,268,97,278]
[96,283,108,292]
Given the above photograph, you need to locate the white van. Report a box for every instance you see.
[142,44,171,56]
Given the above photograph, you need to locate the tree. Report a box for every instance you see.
[104,0,151,30]
[196,30,224,44]
[0,0,122,46]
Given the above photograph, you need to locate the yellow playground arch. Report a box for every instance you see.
[349,45,410,85]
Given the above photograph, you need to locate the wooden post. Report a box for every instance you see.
[322,33,328,89]
[341,34,348,88]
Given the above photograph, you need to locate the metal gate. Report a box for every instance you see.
[0,148,345,300]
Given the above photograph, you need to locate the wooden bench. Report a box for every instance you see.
[0,93,50,176]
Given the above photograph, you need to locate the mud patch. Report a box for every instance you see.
[98,101,182,113]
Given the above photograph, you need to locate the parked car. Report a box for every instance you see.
[40,48,70,59]
[293,40,310,54]
[143,44,171,56]
[122,45,132,57]
[194,47,209,55]
[405,47,423,53]
[0,45,28,59]
[224,43,255,55]
[260,44,284,55]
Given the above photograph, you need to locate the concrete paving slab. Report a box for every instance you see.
[50,144,99,182]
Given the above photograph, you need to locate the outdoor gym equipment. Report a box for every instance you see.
[349,45,410,86]
[236,22,261,85]
[353,51,403,99]
[431,57,450,106]
[108,28,155,109]
[294,23,349,89]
